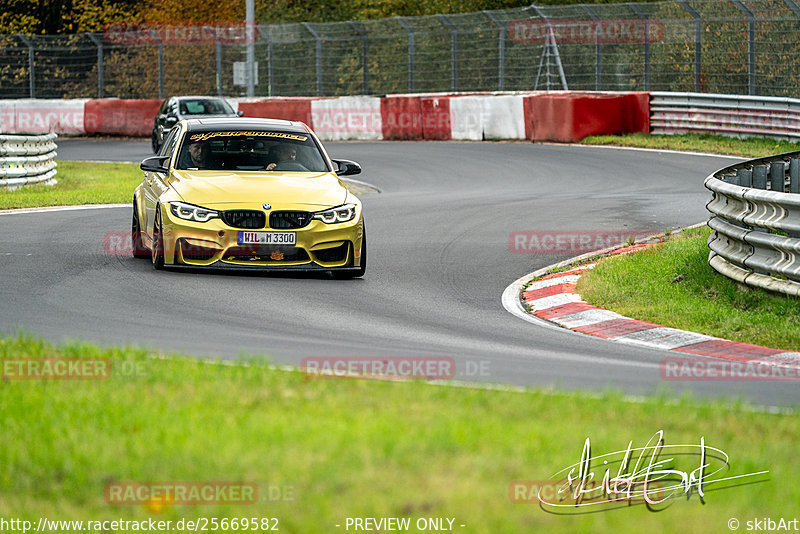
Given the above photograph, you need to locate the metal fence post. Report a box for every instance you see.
[348,21,369,95]
[629,3,650,91]
[87,33,104,98]
[483,11,506,91]
[16,34,35,98]
[215,42,222,96]
[782,0,800,17]
[257,26,274,97]
[395,17,415,93]
[677,0,702,92]
[84,33,104,98]
[301,22,323,97]
[731,0,756,95]
[158,43,165,99]
[581,5,602,91]
[437,14,458,92]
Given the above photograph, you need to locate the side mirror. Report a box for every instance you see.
[165,114,178,125]
[141,155,169,173]
[237,110,244,117]
[332,159,361,176]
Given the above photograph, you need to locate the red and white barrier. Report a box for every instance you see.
[84,98,161,137]
[310,96,382,141]
[0,99,88,135]
[235,97,313,124]
[449,95,526,140]
[0,91,652,143]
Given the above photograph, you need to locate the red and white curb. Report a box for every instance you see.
[502,245,800,369]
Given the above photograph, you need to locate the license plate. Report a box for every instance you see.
[237,231,296,245]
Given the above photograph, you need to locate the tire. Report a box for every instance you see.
[151,130,160,153]
[131,199,149,259]
[151,207,165,270]
[333,226,366,279]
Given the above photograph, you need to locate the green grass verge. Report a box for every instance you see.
[0,332,795,532]
[582,133,800,158]
[0,161,140,209]
[577,227,800,351]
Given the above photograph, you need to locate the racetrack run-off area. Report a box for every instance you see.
[4,139,796,406]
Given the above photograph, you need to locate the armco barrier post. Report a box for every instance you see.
[753,165,767,189]
[770,162,785,192]
[792,159,800,194]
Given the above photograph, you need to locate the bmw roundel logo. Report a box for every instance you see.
[262,203,272,210]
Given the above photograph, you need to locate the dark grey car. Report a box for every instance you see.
[151,96,243,153]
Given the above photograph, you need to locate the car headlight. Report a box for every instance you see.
[169,201,218,223]
[312,203,357,224]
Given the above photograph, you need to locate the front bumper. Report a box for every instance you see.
[160,206,364,271]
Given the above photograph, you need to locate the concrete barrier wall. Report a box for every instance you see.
[0,92,652,143]
[84,98,161,137]
[0,100,88,135]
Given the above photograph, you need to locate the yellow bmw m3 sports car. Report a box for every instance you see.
[132,118,366,278]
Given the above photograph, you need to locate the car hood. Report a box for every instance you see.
[168,170,349,210]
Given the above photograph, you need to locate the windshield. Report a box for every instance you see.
[178,99,235,115]
[176,130,330,172]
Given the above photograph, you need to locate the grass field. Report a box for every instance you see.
[0,332,795,533]
[2,137,798,532]
[582,133,800,158]
[577,227,800,351]
[0,161,140,209]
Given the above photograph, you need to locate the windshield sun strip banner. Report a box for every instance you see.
[189,131,308,142]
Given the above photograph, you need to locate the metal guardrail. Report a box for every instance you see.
[0,133,58,189]
[706,151,800,296]
[652,92,800,140]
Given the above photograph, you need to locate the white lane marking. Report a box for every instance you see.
[614,327,718,350]
[524,275,581,290]
[552,309,625,329]
[0,204,128,215]
[501,270,588,336]
[525,293,582,311]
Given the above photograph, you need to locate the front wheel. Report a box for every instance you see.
[151,207,165,270]
[131,199,149,259]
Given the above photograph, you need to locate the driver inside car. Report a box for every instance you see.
[178,139,214,170]
[266,144,298,170]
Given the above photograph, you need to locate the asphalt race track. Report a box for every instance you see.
[2,139,795,406]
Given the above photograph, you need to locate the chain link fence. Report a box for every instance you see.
[2,0,800,100]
